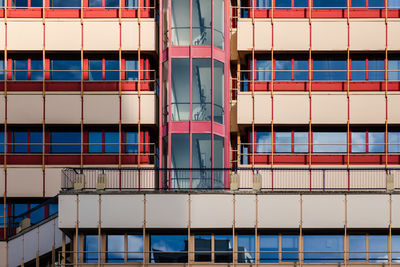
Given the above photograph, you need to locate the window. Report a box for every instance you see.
[294,132,308,153]
[275,59,308,81]
[126,0,139,8]
[275,132,291,153]
[389,60,400,81]
[392,235,400,262]
[0,60,4,81]
[313,0,346,8]
[89,59,119,81]
[368,132,385,153]
[12,59,43,81]
[389,0,400,8]
[214,235,233,263]
[50,132,81,153]
[51,59,81,81]
[171,58,190,121]
[106,235,124,263]
[0,204,5,227]
[256,60,272,81]
[214,0,224,49]
[351,58,384,81]
[369,235,388,263]
[368,59,385,81]
[192,0,211,46]
[257,0,271,8]
[260,235,279,262]
[389,132,400,153]
[89,60,102,81]
[150,235,188,263]
[352,0,385,7]
[0,132,4,154]
[192,59,211,121]
[125,60,138,81]
[313,58,347,81]
[51,0,81,7]
[30,204,45,225]
[351,131,385,153]
[171,0,190,46]
[88,131,119,154]
[282,235,299,262]
[275,0,308,8]
[49,203,58,216]
[214,60,224,124]
[313,132,347,153]
[254,132,272,153]
[349,235,366,261]
[9,131,42,153]
[105,60,119,80]
[304,235,344,263]
[195,235,211,262]
[125,132,139,154]
[238,235,255,263]
[89,0,119,8]
[12,0,42,7]
[128,235,143,262]
[351,132,366,153]
[84,235,99,263]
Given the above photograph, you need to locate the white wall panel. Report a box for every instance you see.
[0,241,7,267]
[312,93,347,124]
[101,195,144,228]
[83,20,119,50]
[23,228,39,263]
[45,168,62,197]
[0,168,4,197]
[45,19,81,51]
[273,93,309,124]
[121,93,156,124]
[388,94,400,123]
[83,94,119,124]
[349,93,386,124]
[0,94,4,124]
[140,20,157,51]
[8,237,23,267]
[350,19,386,50]
[254,19,272,50]
[121,20,139,50]
[254,93,272,124]
[302,195,345,228]
[388,20,400,50]
[258,195,300,228]
[312,19,347,50]
[39,220,55,256]
[274,19,309,50]
[147,195,188,228]
[235,195,256,228]
[0,21,5,50]
[7,19,43,50]
[7,168,43,197]
[237,93,252,124]
[79,195,99,228]
[347,195,389,228]
[191,195,233,228]
[237,20,253,51]
[122,19,156,51]
[45,94,81,124]
[59,195,77,228]
[391,195,400,228]
[7,94,43,124]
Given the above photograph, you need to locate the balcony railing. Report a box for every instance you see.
[62,167,400,192]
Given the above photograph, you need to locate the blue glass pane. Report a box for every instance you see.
[49,204,58,216]
[13,60,28,80]
[254,132,271,153]
[30,132,43,153]
[126,0,139,7]
[238,235,255,263]
[351,60,366,81]
[313,59,347,81]
[368,60,385,81]
[275,60,292,80]
[260,235,279,263]
[0,132,4,153]
[195,235,211,262]
[352,0,366,7]
[50,132,81,153]
[30,204,45,225]
[127,235,143,262]
[31,0,42,7]
[89,0,102,7]
[276,132,291,153]
[369,132,385,153]
[313,132,347,153]
[89,132,102,153]
[105,60,119,81]
[126,132,139,154]
[0,204,5,227]
[389,132,400,153]
[294,132,308,153]
[369,0,385,7]
[51,0,81,7]
[13,0,28,7]
[389,60,400,80]
[151,235,188,263]
[11,132,28,153]
[294,0,308,7]
[389,0,400,7]
[126,60,139,81]
[294,60,308,80]
[105,132,119,153]
[369,235,388,262]
[85,235,99,263]
[14,204,28,216]
[51,60,81,81]
[275,0,291,7]
[352,132,366,153]
[89,60,102,81]
[31,60,43,81]
[214,235,233,263]
[106,0,119,7]
[313,0,346,8]
[282,235,299,262]
[256,0,271,7]
[256,60,271,81]
[107,235,124,263]
[392,236,400,262]
[349,235,366,262]
[304,235,344,263]
[0,60,4,80]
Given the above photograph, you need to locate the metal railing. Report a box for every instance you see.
[62,167,400,192]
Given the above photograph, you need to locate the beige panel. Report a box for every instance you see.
[312,93,347,124]
[58,195,77,228]
[235,195,256,228]
[388,94,400,123]
[254,19,272,51]
[45,168,62,197]
[274,19,309,50]
[101,195,144,228]
[45,19,81,51]
[121,93,156,124]
[0,241,6,267]
[258,195,300,228]
[45,94,81,124]
[0,95,3,124]
[237,93,251,124]
[388,20,400,50]
[274,93,309,124]
[140,20,156,51]
[147,195,188,228]
[0,21,5,50]
[254,92,272,124]
[349,93,385,124]
[83,20,119,50]
[79,195,99,228]
[391,195,400,228]
[191,195,233,228]
[121,94,138,123]
[7,94,43,123]
[350,19,385,50]
[237,19,253,51]
[312,19,347,51]
[121,20,139,50]
[0,168,3,197]
[83,94,119,124]
[7,19,43,50]
[7,168,43,197]
[347,195,389,228]
[302,195,345,228]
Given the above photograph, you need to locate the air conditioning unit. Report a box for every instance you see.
[16,218,31,233]
[387,173,395,192]
[230,173,240,191]
[73,174,85,190]
[253,173,262,191]
[96,173,107,190]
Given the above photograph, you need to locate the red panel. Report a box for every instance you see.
[0,10,4,18]
[273,9,308,18]
[310,9,346,18]
[274,82,308,91]
[191,122,212,133]
[169,122,190,133]
[311,155,347,165]
[0,83,5,92]
[273,155,308,164]
[121,155,150,164]
[7,155,42,165]
[169,47,190,57]
[83,9,118,18]
[45,155,80,165]
[7,9,43,18]
[45,82,81,91]
[7,82,43,92]
[348,9,385,18]
[84,82,119,91]
[83,155,119,165]
[121,81,152,91]
[45,9,81,18]
[348,155,386,164]
[387,155,400,164]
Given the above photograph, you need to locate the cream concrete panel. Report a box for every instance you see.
[254,19,272,50]
[254,93,272,124]
[59,195,77,228]
[83,94,119,124]
[237,93,252,124]
[350,20,386,50]
[45,20,81,51]
[45,168,62,197]
[7,94,43,123]
[121,93,156,124]
[39,219,55,256]
[83,20,119,50]
[388,94,400,123]
[8,237,23,267]
[349,93,385,124]
[121,20,139,50]
[24,228,39,263]
[235,195,256,228]
[140,20,156,51]
[391,195,400,228]
[0,95,4,124]
[347,195,389,228]
[101,195,143,228]
[0,242,6,267]
[312,19,347,51]
[147,195,188,228]
[79,195,99,228]
[388,20,400,50]
[7,20,43,50]
[237,20,253,51]
[45,94,81,124]
[274,94,309,124]
[302,195,345,228]
[312,93,347,124]
[7,168,42,197]
[274,19,309,50]
[0,22,5,50]
[0,168,4,197]
[258,195,300,228]
[191,195,233,228]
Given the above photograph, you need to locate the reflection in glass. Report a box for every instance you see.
[294,60,308,80]
[31,60,43,81]
[192,134,212,189]
[255,60,272,81]
[51,0,81,8]
[171,0,190,46]
[304,235,344,263]
[214,0,224,49]
[313,0,346,8]
[214,60,224,124]
[163,61,169,123]
[195,235,211,262]
[351,60,366,81]
[51,60,81,81]
[0,132,3,153]
[193,0,211,46]
[151,235,188,263]
[30,204,45,225]
[214,135,224,189]
[313,132,347,153]
[275,60,292,81]
[313,59,347,81]
[11,132,28,153]
[50,132,81,153]
[105,60,119,81]
[368,60,385,81]
[389,132,400,153]
[352,132,366,153]
[294,132,308,153]
[171,59,190,121]
[125,132,139,154]
[282,235,299,262]
[368,132,385,153]
[254,132,271,153]
[238,235,255,263]
[389,60,400,81]
[105,132,119,153]
[260,235,279,262]
[389,0,400,8]
[89,132,102,153]
[126,60,138,81]
[193,59,211,121]
[275,132,291,153]
[171,134,190,189]
[13,0,28,7]
[128,235,143,262]
[392,235,400,262]
[349,235,366,262]
[89,60,102,81]
[369,235,388,263]
[84,235,99,263]
[215,235,233,263]
[13,60,28,80]
[107,235,124,263]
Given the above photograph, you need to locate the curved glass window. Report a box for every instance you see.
[171,0,190,46]
[193,0,211,46]
[192,59,211,121]
[171,58,190,121]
